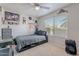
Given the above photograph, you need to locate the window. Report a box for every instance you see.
[41,14,68,38]
[55,15,68,38]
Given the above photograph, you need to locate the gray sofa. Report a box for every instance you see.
[0,47,12,56]
[13,30,48,52]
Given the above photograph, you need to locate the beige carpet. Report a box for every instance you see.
[15,42,69,56]
[15,36,78,56]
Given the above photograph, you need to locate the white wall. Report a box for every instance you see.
[0,6,36,38]
[65,4,79,41]
[38,4,79,54]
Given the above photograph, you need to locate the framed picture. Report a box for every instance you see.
[5,11,20,24]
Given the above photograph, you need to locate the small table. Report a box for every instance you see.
[0,39,14,56]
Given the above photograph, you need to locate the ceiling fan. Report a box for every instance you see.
[58,9,68,14]
[29,3,50,10]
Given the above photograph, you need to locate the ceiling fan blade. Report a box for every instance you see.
[26,3,50,10]
[40,6,50,9]
[58,9,68,14]
[34,3,39,6]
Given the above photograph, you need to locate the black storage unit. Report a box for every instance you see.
[65,40,77,55]
[1,28,12,40]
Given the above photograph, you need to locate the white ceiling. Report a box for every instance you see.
[0,3,70,17]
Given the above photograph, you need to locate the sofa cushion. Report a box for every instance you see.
[35,30,46,36]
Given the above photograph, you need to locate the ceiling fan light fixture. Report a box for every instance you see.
[35,6,40,10]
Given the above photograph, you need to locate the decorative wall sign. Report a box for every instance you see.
[28,17,32,20]
[0,6,2,12]
[35,20,38,23]
[5,11,20,25]
[22,17,26,24]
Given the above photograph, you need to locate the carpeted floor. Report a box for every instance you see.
[15,36,79,56]
[15,36,70,56]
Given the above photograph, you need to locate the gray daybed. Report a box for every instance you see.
[13,30,48,52]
